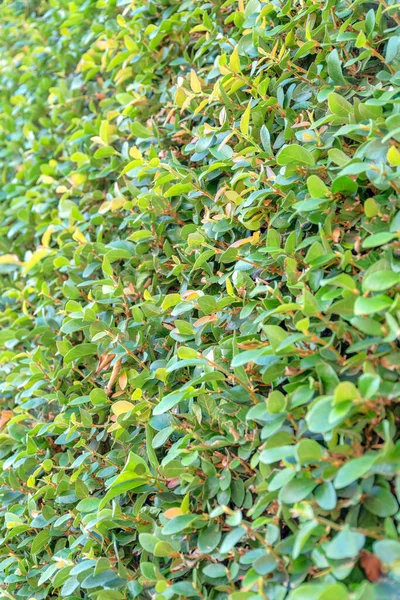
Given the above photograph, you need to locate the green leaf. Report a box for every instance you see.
[287,583,349,600]
[105,452,149,492]
[279,477,317,504]
[94,146,116,159]
[387,145,400,165]
[295,439,323,464]
[197,295,217,314]
[229,45,241,72]
[364,198,379,218]
[76,498,102,512]
[306,397,343,433]
[31,530,51,555]
[328,148,350,166]
[153,389,193,415]
[328,92,352,116]
[164,183,193,198]
[203,564,227,578]
[322,274,357,292]
[277,144,315,166]
[314,482,337,511]
[129,230,153,242]
[162,293,181,310]
[131,121,153,138]
[358,373,380,399]
[99,479,148,509]
[154,541,175,557]
[316,364,340,394]
[363,270,400,291]
[139,533,159,553]
[354,295,392,315]
[364,486,398,517]
[333,381,359,405]
[373,540,400,565]
[263,325,291,353]
[386,36,400,64]
[327,50,348,85]
[331,175,357,195]
[268,390,287,413]
[324,526,365,559]
[23,248,53,274]
[240,101,251,135]
[362,232,396,248]
[177,346,198,360]
[198,524,222,553]
[307,175,329,198]
[259,445,295,464]
[253,553,278,575]
[334,454,377,489]
[293,520,319,559]
[161,514,198,535]
[220,527,246,553]
[81,570,125,589]
[64,343,97,364]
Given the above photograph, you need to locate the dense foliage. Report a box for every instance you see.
[0,0,399,598]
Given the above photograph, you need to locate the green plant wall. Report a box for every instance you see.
[0,0,399,599]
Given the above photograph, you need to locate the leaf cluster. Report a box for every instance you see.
[0,0,400,599]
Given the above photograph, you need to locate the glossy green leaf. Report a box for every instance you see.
[334,454,377,489]
[276,144,315,166]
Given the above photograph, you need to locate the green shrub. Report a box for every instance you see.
[0,0,400,598]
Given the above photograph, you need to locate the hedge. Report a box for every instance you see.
[0,0,400,599]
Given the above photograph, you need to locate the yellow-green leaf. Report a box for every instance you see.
[240,101,251,135]
[0,254,21,265]
[23,248,53,274]
[190,70,202,94]
[112,401,135,416]
[229,45,241,73]
[387,146,400,166]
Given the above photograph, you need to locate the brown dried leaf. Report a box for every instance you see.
[95,353,116,375]
[119,371,128,390]
[360,550,382,583]
[105,359,122,396]
[193,314,218,328]
[0,410,13,429]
